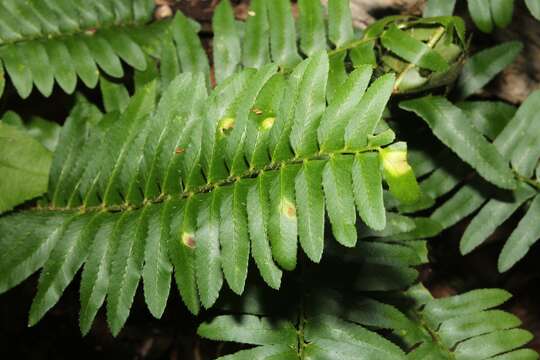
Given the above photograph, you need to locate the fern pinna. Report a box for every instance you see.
[0,48,417,335]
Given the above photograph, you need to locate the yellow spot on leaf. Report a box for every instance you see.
[260,117,275,130]
[218,117,235,136]
[381,149,411,177]
[280,198,296,219]
[182,232,196,249]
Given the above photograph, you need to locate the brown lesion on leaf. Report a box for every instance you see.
[218,117,235,136]
[251,107,264,115]
[175,147,186,155]
[182,232,196,248]
[280,198,296,219]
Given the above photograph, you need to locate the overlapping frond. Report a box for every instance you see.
[210,0,466,95]
[198,243,536,359]
[399,91,540,272]
[0,0,170,98]
[0,45,426,335]
[424,0,540,31]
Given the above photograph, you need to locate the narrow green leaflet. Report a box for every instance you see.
[455,329,533,359]
[0,123,52,214]
[106,210,148,336]
[0,213,66,294]
[247,177,282,289]
[498,195,540,272]
[431,181,489,229]
[506,91,540,177]
[344,73,395,150]
[269,58,309,162]
[352,153,386,231]
[290,51,328,157]
[327,0,354,47]
[79,213,116,335]
[400,96,517,190]
[438,310,521,348]
[168,198,200,315]
[28,213,97,326]
[198,315,297,346]
[171,11,210,83]
[491,0,514,28]
[526,0,540,19]
[318,65,373,152]
[196,191,223,309]
[456,41,522,99]
[242,0,270,69]
[422,288,512,327]
[457,101,516,140]
[268,166,300,271]
[460,183,536,255]
[296,161,326,263]
[217,345,298,360]
[46,39,77,93]
[380,24,449,72]
[100,77,129,113]
[305,315,406,359]
[468,0,493,33]
[323,156,358,247]
[266,0,302,69]
[212,0,241,83]
[142,204,173,319]
[423,0,456,17]
[298,0,326,56]
[219,182,250,295]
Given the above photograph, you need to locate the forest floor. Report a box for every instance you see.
[1,1,539,358]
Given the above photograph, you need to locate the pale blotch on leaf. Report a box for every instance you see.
[182,232,196,249]
[260,117,275,130]
[280,198,296,219]
[218,117,235,136]
[380,148,412,177]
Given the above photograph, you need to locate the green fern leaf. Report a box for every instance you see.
[212,0,241,83]
[0,0,166,98]
[400,96,517,190]
[106,209,147,336]
[142,204,173,318]
[28,213,98,326]
[0,38,423,334]
[460,183,536,255]
[322,156,358,247]
[247,176,283,289]
[423,0,456,17]
[266,0,302,69]
[327,0,354,48]
[0,123,52,214]
[298,0,326,57]
[242,0,270,69]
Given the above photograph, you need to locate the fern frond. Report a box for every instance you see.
[0,0,171,98]
[0,47,426,334]
[209,0,466,96]
[198,243,536,359]
[399,91,540,272]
